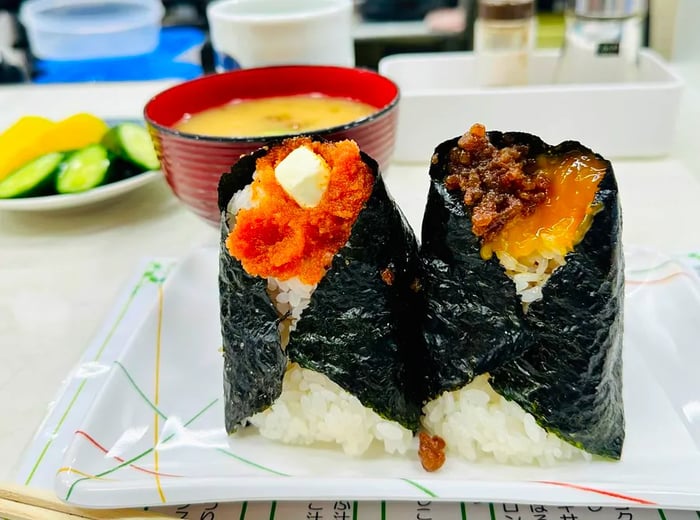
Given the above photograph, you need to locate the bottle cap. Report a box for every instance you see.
[568,0,647,18]
[478,0,535,21]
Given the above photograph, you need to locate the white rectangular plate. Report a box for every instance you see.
[56,246,700,509]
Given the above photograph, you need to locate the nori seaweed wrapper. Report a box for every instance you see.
[420,131,625,459]
[218,142,424,434]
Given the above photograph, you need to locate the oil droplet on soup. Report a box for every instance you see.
[175,95,377,138]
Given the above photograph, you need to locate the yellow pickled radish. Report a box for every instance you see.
[0,116,53,148]
[0,113,109,183]
[0,116,55,182]
[36,113,109,153]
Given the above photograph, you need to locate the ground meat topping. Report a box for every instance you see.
[418,431,446,472]
[444,123,550,241]
[380,265,395,286]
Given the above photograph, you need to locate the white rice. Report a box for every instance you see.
[422,374,590,466]
[267,277,314,348]
[226,184,254,228]
[230,178,412,456]
[250,363,414,456]
[496,250,567,311]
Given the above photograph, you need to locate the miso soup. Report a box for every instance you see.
[175,94,377,137]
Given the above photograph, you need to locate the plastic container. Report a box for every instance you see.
[379,49,683,161]
[19,0,164,61]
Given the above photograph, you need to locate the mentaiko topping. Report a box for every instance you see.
[226,137,374,285]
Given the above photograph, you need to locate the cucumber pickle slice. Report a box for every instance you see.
[56,144,111,194]
[102,123,160,171]
[0,152,64,198]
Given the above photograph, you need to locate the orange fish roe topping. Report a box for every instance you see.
[226,137,374,285]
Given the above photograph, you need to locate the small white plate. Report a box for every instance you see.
[55,247,700,509]
[0,170,161,212]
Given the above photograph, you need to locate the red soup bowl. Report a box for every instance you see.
[144,65,400,226]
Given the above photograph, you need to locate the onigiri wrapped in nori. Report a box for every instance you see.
[420,124,624,464]
[218,136,424,456]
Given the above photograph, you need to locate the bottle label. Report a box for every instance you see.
[597,42,621,55]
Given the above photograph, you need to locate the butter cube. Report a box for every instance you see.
[274,145,330,208]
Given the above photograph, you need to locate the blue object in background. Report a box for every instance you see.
[214,51,241,72]
[32,26,206,83]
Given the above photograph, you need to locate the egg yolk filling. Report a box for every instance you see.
[481,153,607,266]
[444,124,607,302]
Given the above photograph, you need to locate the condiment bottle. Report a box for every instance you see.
[555,0,647,84]
[474,0,536,87]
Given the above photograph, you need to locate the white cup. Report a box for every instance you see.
[206,0,355,71]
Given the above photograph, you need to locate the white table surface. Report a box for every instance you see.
[1,71,699,485]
